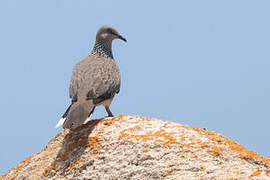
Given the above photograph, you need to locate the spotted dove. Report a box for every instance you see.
[56,25,126,129]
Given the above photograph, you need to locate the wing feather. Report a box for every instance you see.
[69,56,120,104]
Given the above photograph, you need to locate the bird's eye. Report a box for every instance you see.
[107,29,113,33]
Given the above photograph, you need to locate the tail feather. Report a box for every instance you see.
[55,117,66,128]
[62,101,95,129]
[55,103,73,128]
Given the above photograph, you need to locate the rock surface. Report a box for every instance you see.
[1,115,270,179]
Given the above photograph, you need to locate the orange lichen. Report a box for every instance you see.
[119,127,180,148]
[43,163,56,177]
[1,152,40,179]
[1,169,13,179]
[143,148,150,153]
[118,114,129,119]
[266,170,270,176]
[188,125,265,162]
[142,117,151,121]
[200,166,205,171]
[200,142,209,148]
[102,116,122,126]
[263,157,270,164]
[238,150,261,161]
[72,170,79,178]
[249,168,261,178]
[2,115,269,179]
[209,146,223,157]
[50,132,62,142]
[117,117,265,165]
[66,159,85,172]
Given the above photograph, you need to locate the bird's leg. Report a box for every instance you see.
[105,106,114,117]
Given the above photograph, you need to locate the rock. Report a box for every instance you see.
[1,115,270,179]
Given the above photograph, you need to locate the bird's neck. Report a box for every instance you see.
[91,41,114,59]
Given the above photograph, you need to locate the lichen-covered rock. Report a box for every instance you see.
[1,115,270,179]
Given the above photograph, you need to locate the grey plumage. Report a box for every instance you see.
[56,25,126,129]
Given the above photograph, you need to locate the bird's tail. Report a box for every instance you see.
[56,101,95,129]
[55,103,73,128]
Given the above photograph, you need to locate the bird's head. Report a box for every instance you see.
[96,25,127,44]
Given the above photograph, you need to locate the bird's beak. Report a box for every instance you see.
[118,35,127,42]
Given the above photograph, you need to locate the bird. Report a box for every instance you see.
[55,25,126,129]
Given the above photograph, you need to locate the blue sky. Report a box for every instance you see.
[1,0,270,174]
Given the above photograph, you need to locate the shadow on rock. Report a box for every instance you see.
[47,119,102,176]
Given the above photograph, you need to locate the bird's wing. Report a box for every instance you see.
[69,61,84,102]
[69,56,121,104]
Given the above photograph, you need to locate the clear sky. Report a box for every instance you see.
[1,0,270,174]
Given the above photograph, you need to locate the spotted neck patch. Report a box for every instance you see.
[91,42,114,59]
